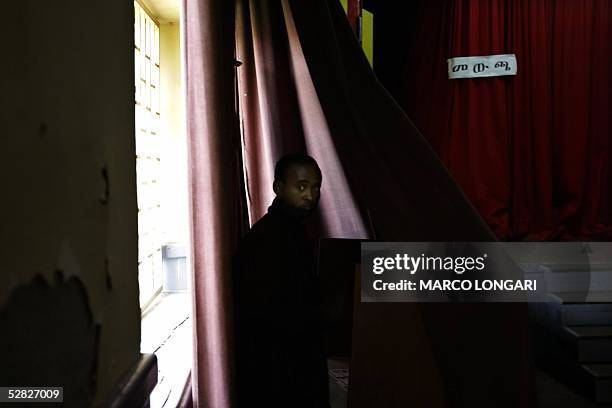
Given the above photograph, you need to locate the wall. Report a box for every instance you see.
[339,0,374,66]
[159,22,189,246]
[0,0,141,406]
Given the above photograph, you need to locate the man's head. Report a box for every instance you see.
[273,153,322,215]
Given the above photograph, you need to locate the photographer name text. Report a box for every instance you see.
[373,279,536,291]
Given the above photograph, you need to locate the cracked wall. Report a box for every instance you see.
[0,0,141,405]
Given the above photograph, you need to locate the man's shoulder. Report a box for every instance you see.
[235,213,287,268]
[239,213,282,247]
[246,212,274,235]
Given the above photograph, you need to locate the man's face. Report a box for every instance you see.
[274,163,322,212]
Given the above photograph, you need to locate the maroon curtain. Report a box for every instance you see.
[236,0,369,238]
[234,0,533,406]
[183,0,247,406]
[384,0,610,240]
[183,0,539,406]
[237,0,496,242]
[292,2,533,407]
[289,0,496,243]
[235,0,305,224]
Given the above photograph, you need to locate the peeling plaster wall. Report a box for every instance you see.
[0,0,140,406]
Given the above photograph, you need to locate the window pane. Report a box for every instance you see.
[140,13,146,55]
[145,19,151,58]
[134,1,162,309]
[153,25,160,65]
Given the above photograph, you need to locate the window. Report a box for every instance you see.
[134,1,163,309]
[134,2,191,406]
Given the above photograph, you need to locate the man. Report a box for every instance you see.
[233,153,329,408]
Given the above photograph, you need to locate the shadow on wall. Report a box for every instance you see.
[0,272,100,407]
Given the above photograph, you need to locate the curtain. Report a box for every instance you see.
[183,0,247,406]
[185,0,536,405]
[289,0,497,243]
[236,0,368,238]
[236,0,533,407]
[293,1,533,407]
[237,0,497,242]
[382,0,610,240]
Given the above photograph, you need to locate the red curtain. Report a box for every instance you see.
[387,0,610,240]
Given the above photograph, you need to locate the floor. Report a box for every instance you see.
[140,294,604,408]
[141,292,192,408]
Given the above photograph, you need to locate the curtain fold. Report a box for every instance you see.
[236,0,368,238]
[288,1,533,407]
[235,0,307,224]
[280,0,369,238]
[288,0,495,242]
[545,0,610,239]
[183,0,244,406]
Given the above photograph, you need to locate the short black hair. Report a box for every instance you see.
[274,153,321,183]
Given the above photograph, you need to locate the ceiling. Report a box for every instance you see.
[142,0,180,23]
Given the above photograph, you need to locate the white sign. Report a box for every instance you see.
[447,54,517,79]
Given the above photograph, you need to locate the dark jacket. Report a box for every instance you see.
[233,198,329,408]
